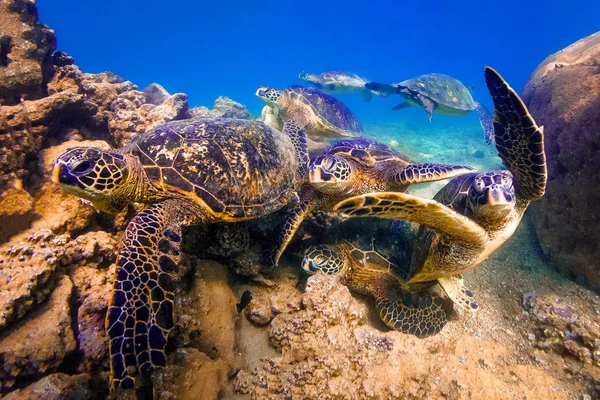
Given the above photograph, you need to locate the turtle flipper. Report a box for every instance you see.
[437,275,479,312]
[282,119,309,178]
[474,101,495,145]
[265,199,313,267]
[376,292,453,337]
[394,164,475,186]
[334,192,488,246]
[107,199,188,389]
[416,94,435,121]
[484,66,547,200]
[360,89,373,102]
[365,81,397,95]
[391,102,411,111]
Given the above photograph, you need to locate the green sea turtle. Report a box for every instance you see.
[299,70,388,102]
[51,118,308,390]
[334,67,547,312]
[256,85,363,139]
[302,242,453,337]
[266,137,475,266]
[366,73,496,145]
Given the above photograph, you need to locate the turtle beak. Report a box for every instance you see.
[301,256,317,274]
[51,161,64,183]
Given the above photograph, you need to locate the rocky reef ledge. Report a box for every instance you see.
[0,1,599,399]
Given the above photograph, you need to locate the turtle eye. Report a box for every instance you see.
[475,178,486,192]
[500,174,512,187]
[71,160,93,174]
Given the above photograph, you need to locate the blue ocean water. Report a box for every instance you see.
[37,0,600,167]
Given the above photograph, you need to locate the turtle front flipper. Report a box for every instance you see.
[282,119,309,178]
[474,101,495,145]
[265,198,314,267]
[484,66,547,201]
[334,192,488,247]
[416,93,435,121]
[393,164,475,186]
[107,198,194,390]
[376,292,453,337]
[437,275,479,312]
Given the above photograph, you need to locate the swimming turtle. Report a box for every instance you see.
[299,70,388,102]
[51,118,308,390]
[266,137,475,266]
[334,67,547,311]
[302,242,453,337]
[366,73,496,145]
[256,85,363,139]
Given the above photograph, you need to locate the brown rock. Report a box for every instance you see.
[173,259,239,366]
[522,31,600,291]
[0,0,56,104]
[153,348,229,400]
[0,275,76,392]
[0,186,35,242]
[1,373,92,400]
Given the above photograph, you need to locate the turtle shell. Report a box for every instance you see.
[322,138,413,167]
[318,71,367,85]
[345,243,406,281]
[400,74,476,111]
[281,85,363,135]
[123,118,299,220]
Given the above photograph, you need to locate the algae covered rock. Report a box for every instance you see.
[188,96,252,120]
[522,31,600,292]
[1,373,92,400]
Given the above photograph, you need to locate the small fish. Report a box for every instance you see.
[236,290,252,313]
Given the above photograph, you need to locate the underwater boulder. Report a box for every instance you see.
[142,82,170,105]
[188,96,252,120]
[522,31,600,292]
[0,0,56,104]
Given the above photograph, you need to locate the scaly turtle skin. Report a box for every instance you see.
[366,73,496,145]
[266,138,475,266]
[335,67,547,311]
[256,85,363,139]
[299,70,388,102]
[302,242,452,337]
[51,118,308,390]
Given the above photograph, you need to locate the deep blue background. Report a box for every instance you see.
[38,0,600,119]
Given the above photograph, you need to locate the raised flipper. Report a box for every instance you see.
[437,275,478,312]
[360,89,373,102]
[333,192,488,246]
[474,101,495,145]
[265,195,314,267]
[261,105,281,131]
[393,164,475,186]
[391,102,412,111]
[107,198,191,389]
[484,66,547,201]
[282,119,309,178]
[365,81,398,95]
[376,292,453,337]
[416,93,435,121]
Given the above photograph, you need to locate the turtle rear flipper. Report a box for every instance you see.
[416,93,435,121]
[376,292,453,337]
[107,198,191,389]
[484,66,547,200]
[334,192,489,247]
[394,164,475,186]
[365,81,398,95]
[474,101,495,145]
[437,275,479,312]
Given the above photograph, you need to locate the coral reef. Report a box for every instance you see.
[0,4,598,399]
[522,31,600,292]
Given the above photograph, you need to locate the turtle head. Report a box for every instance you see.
[52,147,133,214]
[302,245,346,276]
[309,154,353,194]
[298,72,317,83]
[467,171,516,221]
[256,86,281,107]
